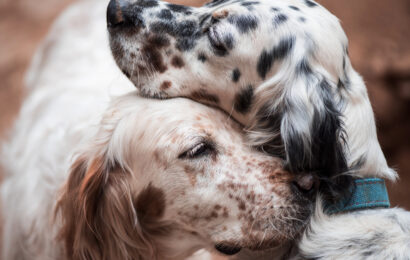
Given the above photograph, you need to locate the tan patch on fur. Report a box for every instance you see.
[136,184,166,220]
[212,9,229,19]
[184,165,197,186]
[171,56,185,68]
[160,80,172,91]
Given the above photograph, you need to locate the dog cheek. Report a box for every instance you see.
[135,184,167,221]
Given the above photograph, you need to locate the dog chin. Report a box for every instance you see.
[214,238,283,256]
[138,86,170,100]
[214,225,305,256]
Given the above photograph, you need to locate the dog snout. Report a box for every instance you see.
[107,0,151,30]
[107,0,125,28]
[292,173,318,196]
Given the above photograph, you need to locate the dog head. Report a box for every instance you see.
[107,0,396,200]
[56,94,315,259]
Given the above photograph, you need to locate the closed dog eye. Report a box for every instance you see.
[178,141,216,159]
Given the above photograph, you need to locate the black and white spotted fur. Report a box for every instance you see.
[107,0,410,259]
[107,0,396,200]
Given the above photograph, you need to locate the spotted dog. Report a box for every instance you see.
[0,0,316,259]
[107,0,410,259]
[107,0,395,199]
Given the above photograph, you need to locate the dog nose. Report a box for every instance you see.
[292,174,317,195]
[107,0,125,28]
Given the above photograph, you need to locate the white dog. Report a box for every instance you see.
[106,0,410,259]
[0,0,317,259]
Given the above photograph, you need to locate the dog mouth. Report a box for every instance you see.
[215,244,242,255]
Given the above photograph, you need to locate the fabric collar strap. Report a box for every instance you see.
[325,178,390,214]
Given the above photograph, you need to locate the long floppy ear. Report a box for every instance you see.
[251,67,352,199]
[56,153,169,260]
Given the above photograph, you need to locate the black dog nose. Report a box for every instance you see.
[107,0,125,28]
[292,174,318,196]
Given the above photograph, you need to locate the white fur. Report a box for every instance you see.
[295,202,410,260]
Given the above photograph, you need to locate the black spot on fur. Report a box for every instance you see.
[141,45,167,73]
[224,34,235,49]
[299,17,306,23]
[273,13,288,27]
[141,34,170,73]
[150,20,200,51]
[175,20,201,51]
[198,53,207,62]
[232,68,241,82]
[257,36,295,79]
[147,34,170,48]
[234,85,254,114]
[135,0,158,8]
[274,36,295,59]
[241,1,259,9]
[289,5,300,11]
[176,38,197,51]
[199,13,212,27]
[150,21,175,34]
[228,15,259,34]
[167,3,192,14]
[175,20,199,38]
[241,1,259,6]
[257,50,273,79]
[122,5,146,32]
[271,7,280,12]
[296,59,313,75]
[305,0,318,7]
[158,9,174,20]
[171,56,185,68]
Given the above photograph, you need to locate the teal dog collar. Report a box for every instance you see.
[325,178,390,214]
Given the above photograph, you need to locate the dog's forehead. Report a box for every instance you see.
[134,97,237,133]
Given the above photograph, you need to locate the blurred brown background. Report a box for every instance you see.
[0,0,409,213]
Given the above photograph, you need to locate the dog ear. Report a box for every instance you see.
[251,68,352,199]
[56,152,169,259]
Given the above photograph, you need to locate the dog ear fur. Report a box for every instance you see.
[251,66,352,199]
[56,153,169,260]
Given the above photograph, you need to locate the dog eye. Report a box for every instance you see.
[179,142,215,159]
